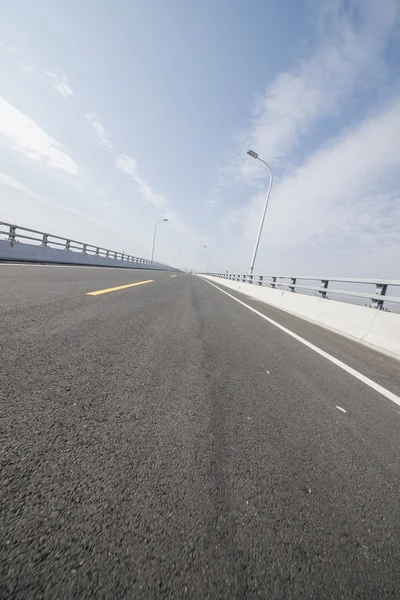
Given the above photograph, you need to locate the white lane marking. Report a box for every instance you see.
[336,406,347,413]
[201,278,400,408]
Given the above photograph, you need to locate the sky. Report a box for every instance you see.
[0,0,399,276]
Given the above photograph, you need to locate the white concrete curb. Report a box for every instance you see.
[200,275,400,361]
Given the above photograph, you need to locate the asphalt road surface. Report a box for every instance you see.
[1,264,399,599]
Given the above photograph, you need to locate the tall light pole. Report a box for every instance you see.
[151,218,168,262]
[247,149,273,276]
[202,245,209,272]
[173,248,182,268]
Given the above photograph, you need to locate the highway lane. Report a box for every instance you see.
[1,264,399,599]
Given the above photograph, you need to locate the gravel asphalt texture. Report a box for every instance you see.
[1,264,399,599]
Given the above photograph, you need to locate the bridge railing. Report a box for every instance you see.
[0,221,161,267]
[207,273,400,311]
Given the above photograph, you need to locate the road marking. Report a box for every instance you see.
[201,278,400,408]
[171,274,177,278]
[336,406,347,413]
[87,279,153,296]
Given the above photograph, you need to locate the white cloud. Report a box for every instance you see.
[45,70,74,97]
[0,41,17,55]
[115,154,188,235]
[85,112,114,149]
[213,0,400,277]
[134,177,168,209]
[203,198,217,208]
[221,0,399,188]
[224,98,400,277]
[0,97,79,174]
[21,62,34,74]
[0,171,42,200]
[115,154,137,175]
[0,171,116,234]
[115,154,168,209]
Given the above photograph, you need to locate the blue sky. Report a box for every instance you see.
[0,0,399,275]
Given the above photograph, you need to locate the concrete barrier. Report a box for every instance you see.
[200,275,400,361]
[0,240,171,271]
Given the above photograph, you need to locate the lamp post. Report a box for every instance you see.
[173,248,182,268]
[202,245,209,272]
[247,149,273,276]
[151,218,168,263]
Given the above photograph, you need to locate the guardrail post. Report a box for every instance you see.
[319,279,329,298]
[65,240,71,250]
[82,244,87,254]
[8,225,16,242]
[95,247,100,256]
[289,277,296,293]
[249,275,253,284]
[371,283,387,310]
[42,234,48,247]
[242,274,246,283]
[258,275,263,286]
[271,276,276,289]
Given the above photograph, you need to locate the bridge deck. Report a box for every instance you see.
[1,264,399,598]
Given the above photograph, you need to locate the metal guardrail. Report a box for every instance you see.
[208,273,400,310]
[0,221,166,268]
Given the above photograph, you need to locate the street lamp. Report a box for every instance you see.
[202,245,209,272]
[151,218,168,262]
[173,248,182,268]
[246,149,273,276]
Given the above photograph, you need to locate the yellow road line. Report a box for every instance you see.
[87,279,153,296]
[170,274,178,277]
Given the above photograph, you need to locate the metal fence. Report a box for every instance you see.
[207,273,400,311]
[0,221,164,268]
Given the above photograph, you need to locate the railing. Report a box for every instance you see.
[207,273,400,311]
[0,221,164,268]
